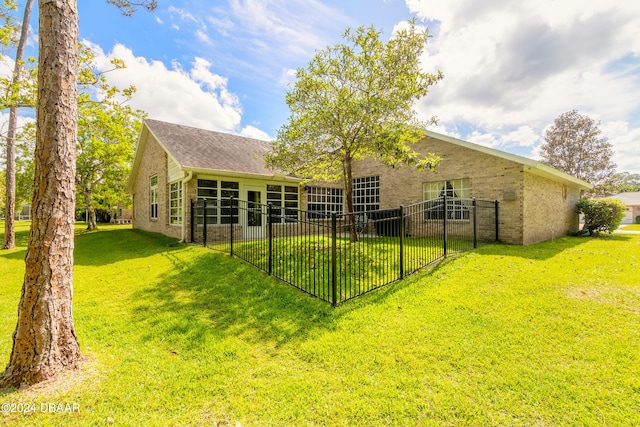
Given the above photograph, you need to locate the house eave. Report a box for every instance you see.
[423,129,593,190]
[182,166,303,182]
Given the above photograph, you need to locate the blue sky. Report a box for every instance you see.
[8,0,640,173]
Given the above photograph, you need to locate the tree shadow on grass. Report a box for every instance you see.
[0,227,180,266]
[131,249,338,349]
[74,228,181,266]
[0,224,30,261]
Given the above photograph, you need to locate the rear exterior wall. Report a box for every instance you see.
[522,172,581,245]
[350,136,527,244]
[130,134,182,239]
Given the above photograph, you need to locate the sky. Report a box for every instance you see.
[6,0,640,174]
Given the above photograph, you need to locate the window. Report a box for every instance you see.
[149,175,158,219]
[169,181,182,225]
[423,178,471,220]
[267,184,299,222]
[307,187,343,218]
[196,179,239,224]
[353,176,380,212]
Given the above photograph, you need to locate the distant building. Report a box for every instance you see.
[609,192,640,224]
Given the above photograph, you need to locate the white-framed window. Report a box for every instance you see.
[150,175,158,220]
[267,184,299,223]
[353,176,380,213]
[169,181,182,225]
[196,179,239,224]
[307,187,343,218]
[423,178,471,220]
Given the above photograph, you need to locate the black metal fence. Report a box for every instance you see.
[191,195,498,306]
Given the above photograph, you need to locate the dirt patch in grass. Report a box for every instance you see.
[0,355,100,398]
[566,286,640,315]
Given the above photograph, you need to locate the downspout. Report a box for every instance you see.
[181,171,194,242]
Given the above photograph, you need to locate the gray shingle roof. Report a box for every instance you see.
[610,192,640,206]
[145,119,279,176]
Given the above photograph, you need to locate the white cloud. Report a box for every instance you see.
[196,30,214,45]
[226,0,347,56]
[601,121,640,174]
[240,125,272,141]
[407,0,640,173]
[0,112,35,142]
[168,6,197,23]
[84,41,243,133]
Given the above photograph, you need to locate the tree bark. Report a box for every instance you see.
[1,0,81,388]
[3,0,35,250]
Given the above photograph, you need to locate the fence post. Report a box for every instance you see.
[190,199,195,243]
[473,198,477,249]
[331,213,337,307]
[494,200,499,242]
[442,193,447,257]
[399,205,405,280]
[268,203,273,276]
[202,198,207,247]
[230,196,234,256]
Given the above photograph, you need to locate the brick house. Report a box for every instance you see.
[609,192,640,224]
[126,119,303,242]
[127,119,592,245]
[347,132,592,245]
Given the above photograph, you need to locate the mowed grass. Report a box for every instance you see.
[211,235,468,303]
[1,221,639,426]
[621,224,640,231]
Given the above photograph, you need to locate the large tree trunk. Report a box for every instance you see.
[0,0,81,388]
[2,0,35,250]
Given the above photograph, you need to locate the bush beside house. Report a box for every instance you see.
[576,198,626,234]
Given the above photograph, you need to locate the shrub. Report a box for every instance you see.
[636,215,640,224]
[576,198,626,234]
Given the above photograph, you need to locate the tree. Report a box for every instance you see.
[77,93,144,230]
[1,0,154,388]
[0,0,18,49]
[540,110,616,196]
[265,21,442,241]
[0,0,81,387]
[106,0,157,16]
[576,198,626,235]
[13,122,35,207]
[613,172,640,193]
[2,0,35,249]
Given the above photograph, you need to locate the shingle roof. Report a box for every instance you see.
[610,192,640,206]
[145,119,279,176]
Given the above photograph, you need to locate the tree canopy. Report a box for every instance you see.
[265,20,442,240]
[540,110,616,196]
[106,0,157,16]
[613,172,640,193]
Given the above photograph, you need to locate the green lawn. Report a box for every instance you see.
[621,224,640,231]
[211,235,470,304]
[1,222,639,426]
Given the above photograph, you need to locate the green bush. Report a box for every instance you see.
[576,198,626,234]
[636,215,640,224]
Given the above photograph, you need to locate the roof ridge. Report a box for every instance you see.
[144,118,270,144]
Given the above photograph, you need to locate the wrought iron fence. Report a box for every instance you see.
[191,195,498,306]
